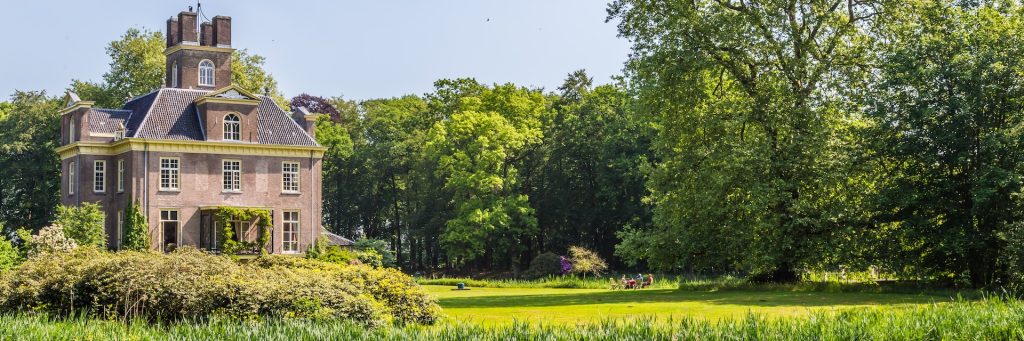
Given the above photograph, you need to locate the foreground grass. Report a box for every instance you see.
[426,285,956,324]
[0,299,1021,340]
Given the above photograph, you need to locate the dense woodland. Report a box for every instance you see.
[4,0,1024,287]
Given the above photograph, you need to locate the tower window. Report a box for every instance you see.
[171,62,179,88]
[224,114,241,141]
[199,60,215,86]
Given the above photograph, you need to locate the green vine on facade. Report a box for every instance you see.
[212,207,271,256]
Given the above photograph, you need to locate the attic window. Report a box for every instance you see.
[199,60,215,86]
[114,129,126,140]
[224,114,240,141]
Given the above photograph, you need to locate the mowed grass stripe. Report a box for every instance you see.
[425,285,954,324]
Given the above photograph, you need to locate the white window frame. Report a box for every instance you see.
[69,120,76,143]
[171,61,179,88]
[223,114,241,141]
[68,161,76,195]
[222,159,241,192]
[114,129,125,140]
[282,162,300,193]
[159,157,180,191]
[117,159,125,193]
[198,59,215,86]
[159,209,180,251]
[93,160,105,193]
[282,211,300,253]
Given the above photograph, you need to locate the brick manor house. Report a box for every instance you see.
[55,11,327,254]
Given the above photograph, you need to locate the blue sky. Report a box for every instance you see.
[0,1,630,101]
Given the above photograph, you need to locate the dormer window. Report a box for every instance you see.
[199,60,215,86]
[171,62,179,88]
[224,114,240,141]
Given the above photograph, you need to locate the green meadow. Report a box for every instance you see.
[426,285,956,325]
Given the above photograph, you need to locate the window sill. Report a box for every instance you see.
[159,189,181,193]
[281,191,301,195]
[222,190,243,194]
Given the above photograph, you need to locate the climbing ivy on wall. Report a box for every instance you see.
[212,207,271,256]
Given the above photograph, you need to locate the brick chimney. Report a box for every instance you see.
[292,107,321,139]
[166,17,180,47]
[213,16,231,47]
[200,22,213,46]
[178,11,198,45]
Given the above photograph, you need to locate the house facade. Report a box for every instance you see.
[54,11,326,254]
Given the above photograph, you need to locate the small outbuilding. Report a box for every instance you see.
[321,229,355,250]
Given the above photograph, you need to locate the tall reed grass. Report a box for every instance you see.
[2,298,1019,340]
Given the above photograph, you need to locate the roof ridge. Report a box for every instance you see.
[132,88,164,138]
[123,89,159,106]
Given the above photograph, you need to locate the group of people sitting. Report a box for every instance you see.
[612,274,654,290]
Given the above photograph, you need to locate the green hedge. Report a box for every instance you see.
[0,248,439,326]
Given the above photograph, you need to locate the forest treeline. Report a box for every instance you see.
[3,0,1024,287]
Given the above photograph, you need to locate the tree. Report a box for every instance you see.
[0,233,20,272]
[122,200,150,251]
[291,94,342,122]
[610,0,876,280]
[425,82,548,268]
[232,49,288,109]
[0,91,61,235]
[865,0,1024,287]
[56,203,106,248]
[355,238,397,267]
[532,71,653,264]
[568,246,608,278]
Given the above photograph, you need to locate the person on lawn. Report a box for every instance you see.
[642,274,654,288]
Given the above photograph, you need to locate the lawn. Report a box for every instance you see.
[425,285,956,325]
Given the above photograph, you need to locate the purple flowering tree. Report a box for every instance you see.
[559,256,573,275]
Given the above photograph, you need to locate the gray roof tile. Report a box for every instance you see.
[256,96,319,146]
[88,109,130,134]
[96,87,319,147]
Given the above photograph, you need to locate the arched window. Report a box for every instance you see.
[199,60,215,86]
[224,114,240,141]
[171,62,179,87]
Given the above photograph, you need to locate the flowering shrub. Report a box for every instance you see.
[0,248,439,326]
[25,225,77,258]
[560,256,573,275]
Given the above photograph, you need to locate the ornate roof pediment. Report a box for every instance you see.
[195,84,261,105]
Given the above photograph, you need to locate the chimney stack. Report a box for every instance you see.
[212,16,232,47]
[200,22,213,46]
[292,107,320,139]
[166,17,180,47]
[178,11,198,45]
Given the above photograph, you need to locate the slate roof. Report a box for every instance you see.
[322,229,355,247]
[87,87,319,147]
[88,109,130,134]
